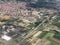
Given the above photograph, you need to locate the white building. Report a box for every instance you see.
[1,35,12,41]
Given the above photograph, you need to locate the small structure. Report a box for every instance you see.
[1,35,12,41]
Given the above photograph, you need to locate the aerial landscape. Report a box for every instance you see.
[0,0,60,45]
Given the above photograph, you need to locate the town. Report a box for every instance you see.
[0,0,60,45]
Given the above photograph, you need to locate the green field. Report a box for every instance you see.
[49,40,59,45]
[38,31,48,38]
[54,32,60,40]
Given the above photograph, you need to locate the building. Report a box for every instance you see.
[1,35,12,41]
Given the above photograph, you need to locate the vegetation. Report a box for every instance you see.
[0,17,23,26]
[49,40,59,45]
[38,31,48,38]
[27,23,35,29]
[45,31,59,45]
[52,16,60,27]
[38,25,44,31]
[38,30,58,45]
[54,32,60,40]
[34,21,41,27]
[44,32,54,39]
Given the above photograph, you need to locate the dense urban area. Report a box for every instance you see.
[0,0,60,45]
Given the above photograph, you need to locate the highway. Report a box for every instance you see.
[17,15,56,45]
